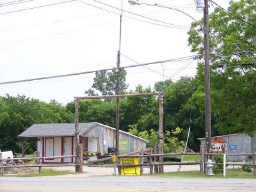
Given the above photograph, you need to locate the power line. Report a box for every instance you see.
[0,55,197,85]
[0,0,34,7]
[121,53,169,78]
[79,0,184,29]
[0,0,78,15]
[0,0,186,29]
[86,0,185,29]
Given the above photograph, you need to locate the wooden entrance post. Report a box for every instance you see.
[158,93,164,173]
[74,98,83,173]
[74,93,163,175]
[200,143,206,174]
[253,152,256,176]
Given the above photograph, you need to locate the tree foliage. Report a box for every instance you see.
[85,69,128,96]
[0,95,73,153]
[188,0,256,135]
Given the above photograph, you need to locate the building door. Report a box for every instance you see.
[88,137,98,152]
[63,137,72,163]
[44,137,54,163]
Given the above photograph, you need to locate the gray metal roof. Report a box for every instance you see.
[18,122,146,142]
[18,122,97,138]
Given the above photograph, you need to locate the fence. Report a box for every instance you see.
[117,152,256,176]
[1,153,256,176]
[0,155,77,176]
[117,152,200,175]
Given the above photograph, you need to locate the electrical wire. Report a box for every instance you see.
[0,0,34,7]
[79,0,184,29]
[87,0,186,29]
[0,0,186,29]
[121,53,170,78]
[0,0,79,15]
[0,55,197,85]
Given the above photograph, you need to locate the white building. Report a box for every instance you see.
[18,122,146,163]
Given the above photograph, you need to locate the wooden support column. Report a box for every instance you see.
[74,98,83,173]
[158,93,164,173]
[149,149,153,175]
[21,139,25,157]
[253,152,256,176]
[153,146,158,173]
[200,144,206,174]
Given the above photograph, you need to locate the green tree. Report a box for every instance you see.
[154,79,172,93]
[0,95,73,153]
[86,69,128,96]
[188,0,256,135]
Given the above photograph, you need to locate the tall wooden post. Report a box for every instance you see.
[74,98,83,173]
[253,152,256,176]
[200,144,206,174]
[21,139,25,157]
[158,93,164,173]
[203,0,211,156]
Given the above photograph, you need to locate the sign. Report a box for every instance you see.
[210,137,226,153]
[229,144,238,151]
[119,138,129,154]
[112,154,117,163]
[120,157,140,176]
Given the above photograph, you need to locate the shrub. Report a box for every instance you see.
[213,155,223,174]
[242,165,252,172]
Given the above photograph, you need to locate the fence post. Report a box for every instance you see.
[0,167,3,176]
[223,153,226,177]
[253,152,256,176]
[140,152,144,175]
[149,149,153,175]
[38,165,42,174]
[153,147,158,173]
[200,144,205,174]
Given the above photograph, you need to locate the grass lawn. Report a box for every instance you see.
[180,154,200,162]
[158,168,256,179]
[20,169,73,177]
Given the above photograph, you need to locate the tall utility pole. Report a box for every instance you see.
[74,98,83,173]
[115,0,123,155]
[203,0,211,154]
[158,93,164,173]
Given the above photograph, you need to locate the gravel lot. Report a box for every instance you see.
[52,164,201,176]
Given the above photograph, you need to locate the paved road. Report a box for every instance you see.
[0,175,256,192]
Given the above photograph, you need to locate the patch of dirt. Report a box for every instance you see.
[2,167,37,175]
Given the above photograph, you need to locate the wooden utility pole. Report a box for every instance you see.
[203,0,211,155]
[74,98,83,173]
[158,93,164,173]
[115,0,123,156]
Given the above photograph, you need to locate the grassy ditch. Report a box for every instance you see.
[19,169,73,177]
[157,168,256,179]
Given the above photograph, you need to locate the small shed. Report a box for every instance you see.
[198,133,256,162]
[18,122,146,163]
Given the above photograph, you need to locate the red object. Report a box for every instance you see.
[211,137,225,144]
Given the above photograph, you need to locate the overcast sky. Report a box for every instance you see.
[0,0,230,104]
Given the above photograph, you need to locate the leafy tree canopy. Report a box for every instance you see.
[188,0,256,134]
[85,69,128,96]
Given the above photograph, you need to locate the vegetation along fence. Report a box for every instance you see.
[1,152,255,176]
[0,155,76,176]
[117,152,256,176]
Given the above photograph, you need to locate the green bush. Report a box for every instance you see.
[213,155,223,174]
[242,165,252,172]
